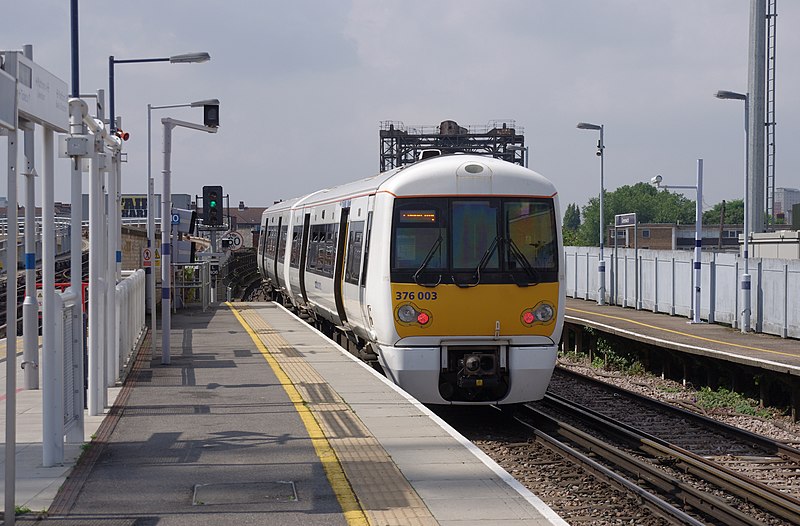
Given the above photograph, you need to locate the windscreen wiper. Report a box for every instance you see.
[453,234,500,288]
[506,237,539,286]
[413,233,443,287]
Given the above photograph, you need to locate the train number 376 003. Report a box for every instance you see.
[395,291,438,301]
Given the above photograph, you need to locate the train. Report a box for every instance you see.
[257,152,564,405]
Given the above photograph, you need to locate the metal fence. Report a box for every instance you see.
[55,288,82,442]
[116,269,146,378]
[173,262,210,311]
[564,246,800,339]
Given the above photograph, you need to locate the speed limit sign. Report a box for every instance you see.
[227,231,245,251]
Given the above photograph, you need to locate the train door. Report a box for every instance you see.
[258,217,268,277]
[273,216,282,286]
[358,206,374,325]
[333,207,350,325]
[298,213,311,304]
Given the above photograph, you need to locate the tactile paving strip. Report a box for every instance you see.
[236,306,438,526]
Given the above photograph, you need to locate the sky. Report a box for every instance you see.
[2,0,800,216]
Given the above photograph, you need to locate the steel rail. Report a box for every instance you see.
[520,403,765,526]
[507,408,705,526]
[539,392,800,525]
[556,366,800,463]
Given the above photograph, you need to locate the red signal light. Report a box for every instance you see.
[116,129,130,141]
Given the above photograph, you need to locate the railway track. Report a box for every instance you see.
[517,368,800,525]
[0,250,88,338]
[438,367,800,525]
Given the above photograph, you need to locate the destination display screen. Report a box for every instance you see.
[400,210,437,223]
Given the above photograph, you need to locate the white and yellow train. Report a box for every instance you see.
[258,153,564,405]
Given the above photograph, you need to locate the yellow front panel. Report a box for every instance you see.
[391,282,559,338]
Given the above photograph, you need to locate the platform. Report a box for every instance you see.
[1,303,566,525]
[564,297,800,375]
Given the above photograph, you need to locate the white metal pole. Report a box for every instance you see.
[67,98,85,442]
[210,230,217,303]
[22,120,39,390]
[4,127,19,526]
[115,128,122,282]
[88,132,105,416]
[161,120,173,364]
[635,222,640,310]
[147,104,157,358]
[42,127,64,466]
[106,149,119,387]
[742,97,751,332]
[598,126,606,305]
[692,159,703,324]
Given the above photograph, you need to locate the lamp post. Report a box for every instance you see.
[147,99,219,358]
[650,159,705,324]
[160,115,219,364]
[506,144,529,167]
[577,122,606,305]
[715,90,751,333]
[107,51,210,348]
[109,52,210,132]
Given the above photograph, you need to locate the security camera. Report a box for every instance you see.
[650,175,663,185]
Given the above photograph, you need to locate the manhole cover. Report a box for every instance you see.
[192,481,297,505]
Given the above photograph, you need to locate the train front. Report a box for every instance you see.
[370,155,565,405]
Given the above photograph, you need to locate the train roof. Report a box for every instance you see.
[265,154,557,215]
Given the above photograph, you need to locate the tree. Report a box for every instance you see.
[575,183,695,246]
[703,199,744,225]
[563,203,580,230]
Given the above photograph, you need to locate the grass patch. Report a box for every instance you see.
[15,505,32,515]
[695,386,772,418]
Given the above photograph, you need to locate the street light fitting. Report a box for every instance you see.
[715,90,747,101]
[650,174,663,186]
[169,52,211,64]
[190,98,219,107]
[576,122,602,130]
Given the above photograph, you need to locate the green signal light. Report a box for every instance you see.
[209,200,217,207]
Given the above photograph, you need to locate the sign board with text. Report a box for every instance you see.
[614,213,637,227]
[2,52,68,132]
[0,66,16,130]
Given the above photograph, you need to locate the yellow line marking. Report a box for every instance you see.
[566,306,798,359]
[227,303,369,526]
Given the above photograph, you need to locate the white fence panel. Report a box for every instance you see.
[55,289,81,437]
[565,246,798,340]
[117,269,146,378]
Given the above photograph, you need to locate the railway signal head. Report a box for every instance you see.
[203,185,223,226]
[203,102,220,128]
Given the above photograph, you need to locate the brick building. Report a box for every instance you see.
[607,223,743,251]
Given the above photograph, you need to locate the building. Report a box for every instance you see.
[227,201,267,248]
[774,187,800,225]
[607,223,743,251]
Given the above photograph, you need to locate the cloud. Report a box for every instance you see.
[1,0,799,216]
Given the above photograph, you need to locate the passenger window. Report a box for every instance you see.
[345,221,365,285]
[360,212,373,289]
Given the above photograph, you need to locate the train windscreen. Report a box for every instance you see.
[391,197,557,285]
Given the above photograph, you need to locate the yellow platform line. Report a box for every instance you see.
[228,303,369,526]
[566,306,797,359]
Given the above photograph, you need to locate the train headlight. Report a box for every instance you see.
[534,303,554,322]
[520,302,555,326]
[398,304,418,323]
